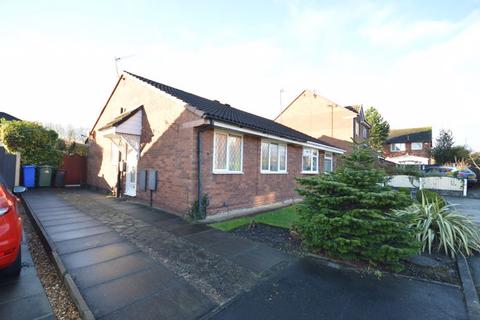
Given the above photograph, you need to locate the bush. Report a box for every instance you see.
[0,120,63,166]
[397,187,412,197]
[295,144,419,270]
[385,165,424,177]
[394,196,480,257]
[416,190,446,207]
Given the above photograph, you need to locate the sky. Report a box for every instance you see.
[1,0,479,150]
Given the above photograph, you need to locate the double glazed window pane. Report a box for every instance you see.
[215,133,228,170]
[228,135,242,171]
[279,145,286,171]
[302,149,311,171]
[214,132,242,172]
[261,141,287,172]
[261,142,270,171]
[270,143,279,171]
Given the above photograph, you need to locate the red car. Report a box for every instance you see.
[0,184,25,276]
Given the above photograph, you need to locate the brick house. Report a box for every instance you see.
[274,90,370,151]
[383,127,432,165]
[87,72,344,218]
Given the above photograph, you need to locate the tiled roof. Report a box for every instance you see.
[0,112,20,122]
[126,72,339,148]
[318,135,353,152]
[387,127,432,143]
[99,106,143,130]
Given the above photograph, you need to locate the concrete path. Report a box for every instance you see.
[0,231,54,320]
[23,189,293,319]
[212,258,468,320]
[445,196,480,224]
[22,191,215,319]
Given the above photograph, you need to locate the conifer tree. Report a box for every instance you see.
[295,144,418,270]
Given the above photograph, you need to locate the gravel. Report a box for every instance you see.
[20,204,81,320]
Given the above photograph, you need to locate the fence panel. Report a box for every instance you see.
[0,147,19,189]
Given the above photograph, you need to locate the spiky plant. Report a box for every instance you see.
[394,194,480,257]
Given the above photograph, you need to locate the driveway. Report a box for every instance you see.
[22,189,293,319]
[0,231,53,319]
[445,196,480,224]
[23,189,469,319]
[212,258,467,320]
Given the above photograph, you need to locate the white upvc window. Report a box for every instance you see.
[411,142,423,150]
[110,141,119,165]
[324,152,333,172]
[213,130,243,174]
[261,140,287,173]
[302,148,319,174]
[390,143,406,152]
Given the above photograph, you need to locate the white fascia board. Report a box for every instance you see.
[213,121,345,154]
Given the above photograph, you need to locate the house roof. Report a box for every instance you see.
[99,106,143,130]
[387,127,432,144]
[318,135,353,152]
[0,112,20,122]
[125,72,339,149]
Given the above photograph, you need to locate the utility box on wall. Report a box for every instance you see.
[139,169,147,192]
[147,169,157,191]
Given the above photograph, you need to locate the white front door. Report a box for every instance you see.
[125,147,138,196]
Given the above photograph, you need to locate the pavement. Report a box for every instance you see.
[22,189,293,319]
[212,258,468,320]
[0,231,54,320]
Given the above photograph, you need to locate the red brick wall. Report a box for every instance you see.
[383,141,432,160]
[199,128,332,215]
[87,75,200,214]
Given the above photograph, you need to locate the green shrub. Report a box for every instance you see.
[295,144,419,270]
[397,187,412,197]
[416,190,446,207]
[0,120,63,166]
[394,196,480,257]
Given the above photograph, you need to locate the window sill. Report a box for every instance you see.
[212,171,244,175]
[260,171,288,175]
[301,171,319,175]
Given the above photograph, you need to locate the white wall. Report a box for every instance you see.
[387,175,466,195]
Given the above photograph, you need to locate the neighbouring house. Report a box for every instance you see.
[383,127,432,165]
[274,90,370,151]
[86,72,344,217]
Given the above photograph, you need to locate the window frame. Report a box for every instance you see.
[212,130,244,174]
[301,147,319,174]
[411,142,423,151]
[390,143,406,152]
[260,139,288,174]
[324,152,333,172]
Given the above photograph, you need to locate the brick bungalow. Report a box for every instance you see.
[86,72,344,218]
[383,127,432,165]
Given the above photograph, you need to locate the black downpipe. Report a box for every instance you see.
[197,121,212,216]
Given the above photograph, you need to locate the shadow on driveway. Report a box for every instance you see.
[212,258,468,320]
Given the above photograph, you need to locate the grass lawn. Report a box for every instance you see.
[210,204,300,231]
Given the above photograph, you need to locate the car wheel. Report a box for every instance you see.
[4,246,22,277]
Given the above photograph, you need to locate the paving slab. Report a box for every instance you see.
[230,243,291,274]
[46,220,103,234]
[55,231,125,255]
[70,252,157,289]
[0,234,53,320]
[61,242,139,270]
[81,266,180,317]
[49,225,112,242]
[42,216,94,227]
